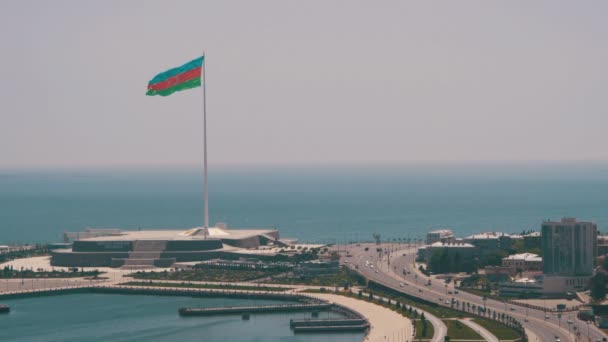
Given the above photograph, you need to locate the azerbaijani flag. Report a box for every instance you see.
[146,56,204,96]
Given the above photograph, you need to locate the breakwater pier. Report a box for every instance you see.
[290,318,369,333]
[179,303,333,316]
[179,302,370,334]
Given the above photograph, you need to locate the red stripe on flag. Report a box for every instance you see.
[147,66,202,91]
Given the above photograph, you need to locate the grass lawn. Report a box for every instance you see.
[473,318,520,340]
[121,281,290,292]
[443,320,483,340]
[414,319,435,339]
[267,269,364,287]
[130,268,282,282]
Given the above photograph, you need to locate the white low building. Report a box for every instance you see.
[423,241,475,261]
[501,253,542,271]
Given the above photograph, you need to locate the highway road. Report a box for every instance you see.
[341,243,608,342]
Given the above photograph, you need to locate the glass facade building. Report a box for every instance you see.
[541,217,597,276]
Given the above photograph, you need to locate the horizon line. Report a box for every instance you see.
[3,159,608,173]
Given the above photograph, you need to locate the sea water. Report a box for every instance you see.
[0,293,362,342]
[2,163,608,244]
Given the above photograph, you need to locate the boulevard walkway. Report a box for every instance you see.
[307,292,414,342]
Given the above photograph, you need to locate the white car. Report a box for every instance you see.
[399,283,405,287]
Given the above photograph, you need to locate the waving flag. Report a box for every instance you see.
[146,56,204,96]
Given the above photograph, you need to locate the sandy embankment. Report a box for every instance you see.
[307,292,413,342]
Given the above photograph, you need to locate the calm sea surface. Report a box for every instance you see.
[2,163,608,244]
[0,294,361,342]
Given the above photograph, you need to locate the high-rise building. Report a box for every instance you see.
[541,217,597,277]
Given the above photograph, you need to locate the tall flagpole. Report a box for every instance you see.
[203,52,209,230]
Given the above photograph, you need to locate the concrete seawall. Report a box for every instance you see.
[179,303,333,316]
[0,285,310,302]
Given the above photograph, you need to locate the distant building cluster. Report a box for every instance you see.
[419,217,601,297]
[417,230,522,263]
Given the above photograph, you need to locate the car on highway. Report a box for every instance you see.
[510,307,515,311]
[567,319,573,324]
[545,314,550,319]
[418,289,423,293]
[399,283,405,287]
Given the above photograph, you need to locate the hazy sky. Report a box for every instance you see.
[1,1,607,169]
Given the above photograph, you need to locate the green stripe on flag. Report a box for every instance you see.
[146,77,201,97]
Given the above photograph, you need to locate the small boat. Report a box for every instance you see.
[0,305,10,314]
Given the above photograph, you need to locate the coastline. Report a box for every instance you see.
[0,274,414,342]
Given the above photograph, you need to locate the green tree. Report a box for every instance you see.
[590,273,607,301]
[602,257,608,272]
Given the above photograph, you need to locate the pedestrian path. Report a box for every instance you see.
[459,318,498,342]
